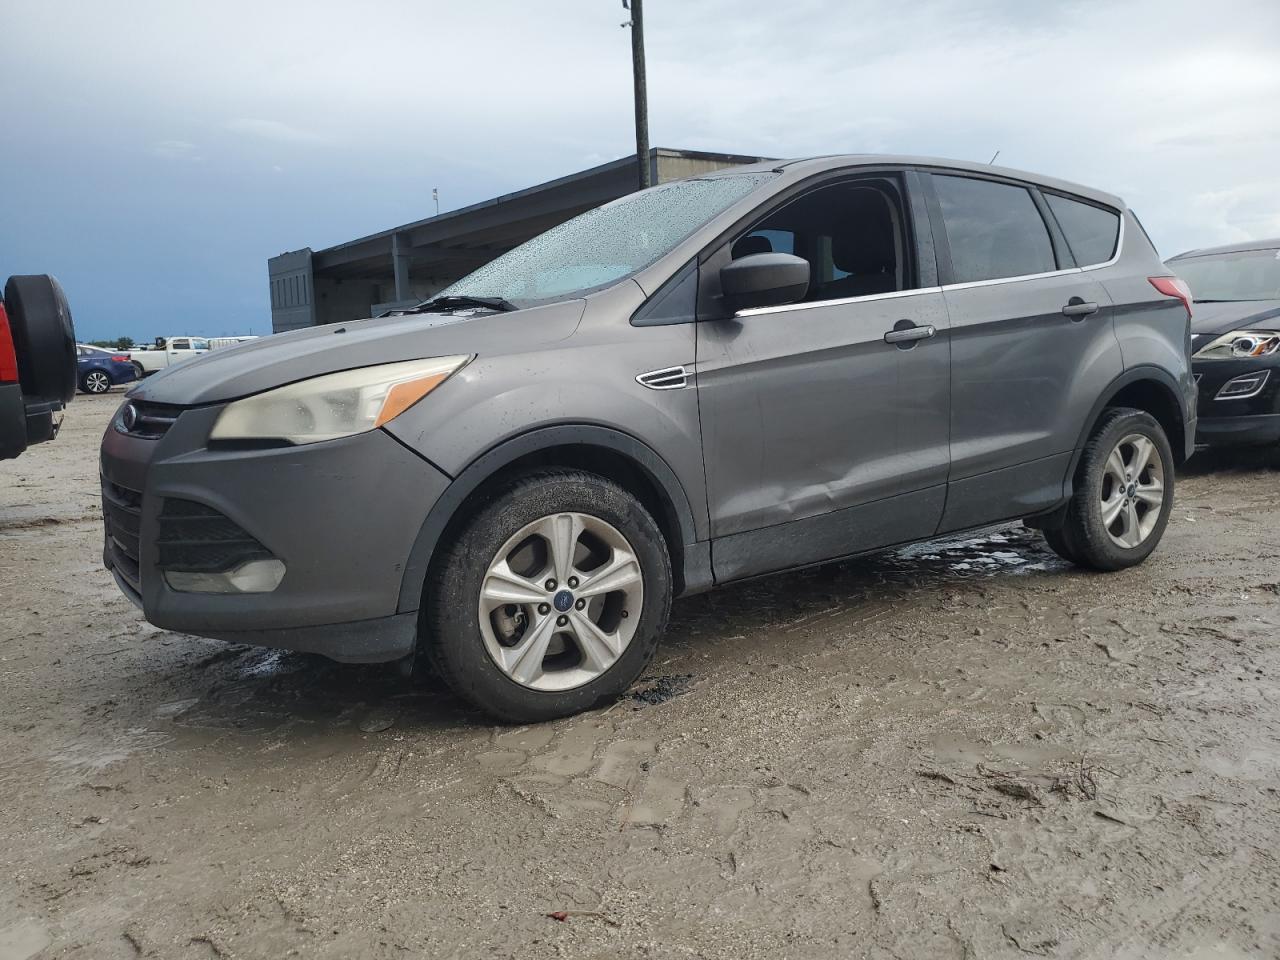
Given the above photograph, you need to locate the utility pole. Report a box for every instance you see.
[622,0,651,189]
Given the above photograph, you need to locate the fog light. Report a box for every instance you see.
[1215,370,1270,400]
[164,559,286,594]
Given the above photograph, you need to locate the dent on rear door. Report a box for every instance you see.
[941,273,1121,530]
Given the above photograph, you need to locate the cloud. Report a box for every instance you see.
[151,139,199,160]
[226,118,327,144]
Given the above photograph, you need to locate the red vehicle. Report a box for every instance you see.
[1,275,77,460]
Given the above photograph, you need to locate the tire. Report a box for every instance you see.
[1059,407,1174,571]
[1041,525,1081,564]
[425,468,672,722]
[81,369,112,394]
[132,361,146,380]
[3,275,76,404]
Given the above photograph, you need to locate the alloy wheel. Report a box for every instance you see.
[1099,433,1165,548]
[86,371,111,393]
[478,512,644,691]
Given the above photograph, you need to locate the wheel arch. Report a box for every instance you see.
[1070,366,1189,479]
[397,425,709,615]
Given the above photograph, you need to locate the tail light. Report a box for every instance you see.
[111,355,130,363]
[1149,276,1193,319]
[0,301,18,384]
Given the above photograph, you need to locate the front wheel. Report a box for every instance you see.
[424,469,672,722]
[1053,407,1174,571]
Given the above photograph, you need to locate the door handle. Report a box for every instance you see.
[884,323,936,346]
[1062,298,1099,319]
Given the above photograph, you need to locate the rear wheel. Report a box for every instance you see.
[80,370,111,394]
[425,469,671,722]
[1041,525,1080,564]
[1054,408,1174,571]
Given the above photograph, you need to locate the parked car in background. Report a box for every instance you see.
[76,344,138,394]
[1,275,77,460]
[209,336,258,349]
[1166,239,1280,449]
[101,156,1195,722]
[127,336,210,377]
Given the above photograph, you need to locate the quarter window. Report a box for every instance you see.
[933,175,1056,283]
[1045,193,1120,266]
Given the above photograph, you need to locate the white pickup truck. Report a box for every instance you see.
[127,335,258,377]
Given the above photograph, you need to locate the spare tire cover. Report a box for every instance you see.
[4,275,76,404]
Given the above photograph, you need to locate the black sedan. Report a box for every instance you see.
[1167,239,1280,449]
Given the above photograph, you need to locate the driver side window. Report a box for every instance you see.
[731,179,914,303]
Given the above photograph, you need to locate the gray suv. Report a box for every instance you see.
[101,156,1195,721]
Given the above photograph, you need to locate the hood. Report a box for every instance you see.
[1190,299,1280,337]
[130,300,585,405]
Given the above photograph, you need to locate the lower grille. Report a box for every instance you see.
[102,478,143,593]
[157,498,273,573]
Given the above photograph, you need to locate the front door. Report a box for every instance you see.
[695,174,951,582]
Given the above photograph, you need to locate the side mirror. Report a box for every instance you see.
[719,252,810,313]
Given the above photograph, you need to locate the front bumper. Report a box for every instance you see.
[1193,355,1280,447]
[100,402,450,662]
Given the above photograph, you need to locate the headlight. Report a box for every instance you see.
[1192,330,1280,360]
[210,356,470,445]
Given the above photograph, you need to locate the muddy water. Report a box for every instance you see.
[1,393,1278,958]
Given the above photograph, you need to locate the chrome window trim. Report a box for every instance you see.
[732,203,1124,318]
[735,285,943,318]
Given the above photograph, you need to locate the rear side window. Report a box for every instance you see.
[1045,193,1120,266]
[933,175,1056,283]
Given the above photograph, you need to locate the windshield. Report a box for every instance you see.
[438,172,774,305]
[1169,248,1280,302]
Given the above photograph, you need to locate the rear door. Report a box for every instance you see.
[925,171,1122,532]
[696,171,951,582]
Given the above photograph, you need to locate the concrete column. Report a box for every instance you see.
[392,232,411,301]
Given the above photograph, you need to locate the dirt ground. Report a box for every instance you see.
[2,392,1279,960]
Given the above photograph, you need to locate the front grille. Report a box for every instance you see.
[102,478,143,593]
[120,401,182,439]
[156,498,273,573]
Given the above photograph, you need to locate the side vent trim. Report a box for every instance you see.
[636,365,689,390]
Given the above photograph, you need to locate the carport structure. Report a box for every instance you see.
[268,148,769,333]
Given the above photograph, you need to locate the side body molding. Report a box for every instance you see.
[396,424,709,614]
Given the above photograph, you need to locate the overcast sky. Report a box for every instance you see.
[2,0,1278,342]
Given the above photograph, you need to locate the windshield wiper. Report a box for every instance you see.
[409,295,518,314]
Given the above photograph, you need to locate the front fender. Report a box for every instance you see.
[392,423,707,613]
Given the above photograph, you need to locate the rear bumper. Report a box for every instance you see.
[1,383,63,459]
[100,402,450,661]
